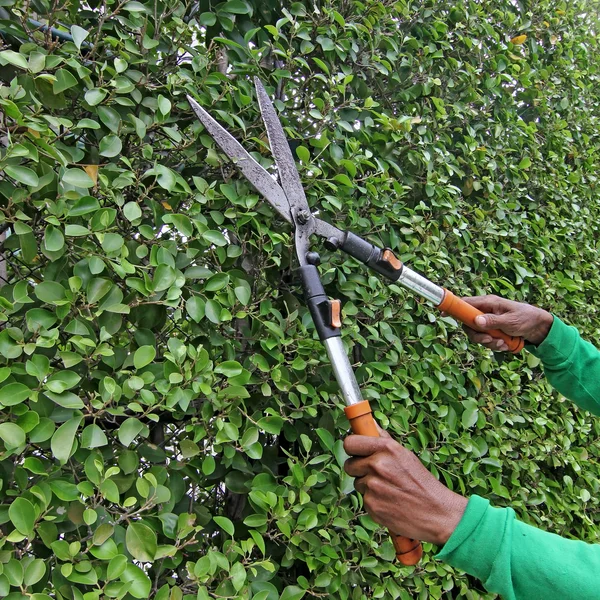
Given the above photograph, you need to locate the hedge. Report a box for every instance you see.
[0,0,599,598]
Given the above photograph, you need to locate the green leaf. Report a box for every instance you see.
[461,402,479,429]
[158,95,171,115]
[296,146,310,162]
[205,299,221,324]
[199,12,217,26]
[65,224,91,236]
[70,25,89,50]
[118,418,145,446]
[24,559,46,586]
[180,438,200,458]
[202,230,228,246]
[4,559,23,587]
[518,156,532,169]
[123,1,149,11]
[123,202,142,221]
[280,586,306,600]
[0,423,26,449]
[63,168,95,188]
[153,264,176,291]
[230,562,246,592]
[186,296,205,322]
[125,522,157,562]
[9,497,36,535]
[0,383,31,406]
[121,564,151,599]
[44,225,64,252]
[213,516,235,536]
[205,273,229,291]
[69,195,100,216]
[46,371,81,393]
[99,134,122,158]
[85,88,107,106]
[87,278,112,303]
[107,554,128,580]
[53,69,78,94]
[234,281,251,305]
[34,281,66,304]
[51,416,82,464]
[5,165,39,187]
[316,36,335,51]
[134,345,156,369]
[45,391,84,409]
[215,360,243,377]
[0,50,28,70]
[222,0,251,14]
[81,424,108,448]
[333,173,353,187]
[98,106,121,133]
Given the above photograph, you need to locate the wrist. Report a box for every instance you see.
[435,493,468,546]
[526,310,553,345]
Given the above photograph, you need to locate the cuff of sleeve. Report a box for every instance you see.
[527,316,579,366]
[436,495,510,583]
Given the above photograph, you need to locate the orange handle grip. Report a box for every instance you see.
[345,401,423,566]
[438,289,525,353]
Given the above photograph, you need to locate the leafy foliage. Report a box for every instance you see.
[0,0,599,598]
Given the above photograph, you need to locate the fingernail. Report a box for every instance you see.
[474,316,486,327]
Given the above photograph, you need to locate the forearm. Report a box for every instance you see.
[438,496,600,600]
[528,317,600,415]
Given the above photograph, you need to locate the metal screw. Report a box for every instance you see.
[297,210,311,224]
[306,252,321,265]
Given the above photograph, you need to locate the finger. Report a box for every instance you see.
[469,311,514,332]
[344,434,389,457]
[376,424,392,439]
[463,325,494,345]
[462,295,508,315]
[493,338,509,352]
[354,476,367,495]
[344,456,370,478]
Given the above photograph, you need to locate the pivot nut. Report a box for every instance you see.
[297,210,311,224]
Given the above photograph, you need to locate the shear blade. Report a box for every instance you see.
[186,94,293,223]
[253,77,312,221]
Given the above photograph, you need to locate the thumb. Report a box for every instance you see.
[473,313,506,331]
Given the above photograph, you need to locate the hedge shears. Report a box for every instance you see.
[187,79,524,567]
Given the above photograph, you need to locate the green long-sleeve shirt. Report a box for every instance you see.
[437,317,600,599]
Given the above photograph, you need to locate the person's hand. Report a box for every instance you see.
[344,430,468,546]
[462,295,553,351]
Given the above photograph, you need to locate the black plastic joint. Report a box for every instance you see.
[341,232,403,281]
[298,265,341,341]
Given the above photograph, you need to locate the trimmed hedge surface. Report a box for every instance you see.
[0,0,599,598]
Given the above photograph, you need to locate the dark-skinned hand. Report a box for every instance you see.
[344,429,468,546]
[462,295,553,351]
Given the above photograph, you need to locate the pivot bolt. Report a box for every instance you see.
[306,251,321,265]
[297,210,311,224]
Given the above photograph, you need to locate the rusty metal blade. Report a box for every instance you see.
[186,95,292,223]
[253,78,311,216]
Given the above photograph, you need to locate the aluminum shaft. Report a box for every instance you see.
[324,337,363,406]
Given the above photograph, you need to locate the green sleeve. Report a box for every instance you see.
[437,496,600,600]
[527,316,600,416]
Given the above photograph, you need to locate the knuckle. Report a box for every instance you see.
[383,437,397,453]
[371,457,386,475]
[369,477,385,495]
